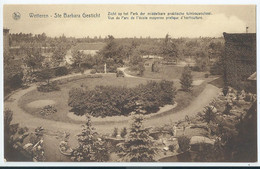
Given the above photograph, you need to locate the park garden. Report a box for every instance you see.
[4,32,256,162]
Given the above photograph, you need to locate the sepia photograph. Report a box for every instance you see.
[3,4,257,163]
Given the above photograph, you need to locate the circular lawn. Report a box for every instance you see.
[18,74,150,123]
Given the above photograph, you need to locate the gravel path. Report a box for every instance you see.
[118,67,205,86]
[5,82,220,135]
[5,67,220,135]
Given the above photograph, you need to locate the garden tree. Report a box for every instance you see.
[129,40,138,59]
[180,65,193,92]
[194,51,210,71]
[177,136,190,152]
[119,113,157,162]
[129,53,141,66]
[23,46,44,72]
[71,50,96,72]
[129,54,145,76]
[120,127,127,138]
[71,115,109,162]
[120,40,138,61]
[71,50,85,69]
[99,35,124,71]
[151,60,160,72]
[222,85,229,96]
[202,106,216,125]
[4,109,19,160]
[208,41,224,60]
[223,103,232,115]
[161,34,178,62]
[68,87,87,116]
[81,54,96,70]
[4,52,24,94]
[210,58,224,75]
[37,61,54,84]
[112,127,118,138]
[51,43,68,67]
[136,80,176,113]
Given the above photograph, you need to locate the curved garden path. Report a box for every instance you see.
[5,69,221,135]
[118,67,204,86]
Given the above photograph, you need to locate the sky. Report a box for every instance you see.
[3,5,256,38]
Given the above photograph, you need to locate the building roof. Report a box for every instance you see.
[248,72,256,81]
[73,42,105,50]
[223,32,256,43]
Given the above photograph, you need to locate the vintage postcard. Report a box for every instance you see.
[2,3,258,165]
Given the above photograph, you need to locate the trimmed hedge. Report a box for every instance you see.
[68,80,176,117]
[54,66,69,77]
[37,81,60,92]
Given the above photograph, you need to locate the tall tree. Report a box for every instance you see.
[23,45,44,72]
[161,34,178,62]
[99,35,124,67]
[180,65,193,92]
[71,115,109,162]
[51,43,67,67]
[119,113,157,162]
[129,54,145,76]
[37,61,54,85]
[4,52,24,92]
[70,50,84,69]
[4,109,19,160]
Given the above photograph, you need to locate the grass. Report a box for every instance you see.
[126,65,207,80]
[18,69,208,124]
[149,81,207,120]
[18,74,150,123]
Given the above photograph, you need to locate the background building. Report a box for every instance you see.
[223,32,256,91]
[3,28,10,52]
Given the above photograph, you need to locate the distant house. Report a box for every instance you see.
[142,55,163,59]
[65,42,106,65]
[78,50,99,56]
[75,42,105,56]
[223,32,256,90]
[142,55,163,67]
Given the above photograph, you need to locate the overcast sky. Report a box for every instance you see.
[4,5,256,38]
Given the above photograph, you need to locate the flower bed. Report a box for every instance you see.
[39,105,57,116]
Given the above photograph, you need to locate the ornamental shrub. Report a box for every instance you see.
[180,65,193,92]
[54,66,69,77]
[37,81,60,92]
[68,80,176,117]
[120,127,127,138]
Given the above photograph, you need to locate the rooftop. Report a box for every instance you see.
[73,42,105,51]
[248,72,257,81]
[223,32,256,43]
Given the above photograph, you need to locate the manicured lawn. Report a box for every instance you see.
[149,81,207,120]
[18,72,207,124]
[18,74,150,123]
[126,65,207,80]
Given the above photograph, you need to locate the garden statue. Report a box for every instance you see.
[104,63,107,74]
